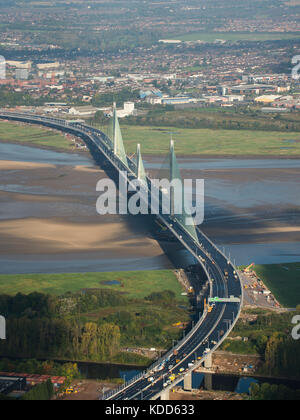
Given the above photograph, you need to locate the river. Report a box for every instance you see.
[146,155,300,265]
[0,142,299,272]
[0,142,92,166]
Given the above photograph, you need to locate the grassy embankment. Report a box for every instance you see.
[0,121,73,151]
[118,106,300,155]
[121,125,300,156]
[0,269,186,300]
[2,115,300,156]
[253,262,300,308]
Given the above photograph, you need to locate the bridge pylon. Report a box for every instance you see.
[109,103,128,168]
[136,143,147,187]
[169,140,198,242]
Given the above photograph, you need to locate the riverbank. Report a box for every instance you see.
[0,120,78,152]
[0,138,90,155]
[145,153,300,159]
[0,269,185,299]
[121,124,300,156]
[3,136,300,160]
[253,263,300,308]
[239,262,300,309]
[2,119,300,158]
[0,355,149,372]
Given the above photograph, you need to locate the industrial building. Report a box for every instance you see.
[0,372,65,390]
[0,375,26,395]
[162,96,195,105]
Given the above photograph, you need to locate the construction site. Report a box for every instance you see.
[240,264,281,309]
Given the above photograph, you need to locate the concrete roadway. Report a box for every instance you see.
[108,222,241,400]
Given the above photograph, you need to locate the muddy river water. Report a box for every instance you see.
[0,142,299,274]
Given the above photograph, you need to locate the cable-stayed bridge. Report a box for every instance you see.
[0,109,243,400]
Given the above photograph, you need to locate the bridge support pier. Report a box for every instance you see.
[183,372,192,392]
[204,352,213,369]
[160,389,170,400]
[204,373,213,391]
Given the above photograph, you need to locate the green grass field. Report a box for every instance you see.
[111,352,152,366]
[3,119,300,157]
[121,125,300,156]
[174,32,300,43]
[253,263,300,308]
[0,121,72,151]
[0,270,187,301]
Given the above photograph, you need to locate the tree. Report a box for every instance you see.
[22,380,54,401]
[93,111,107,125]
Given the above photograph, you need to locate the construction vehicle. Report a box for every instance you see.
[204,298,214,313]
[243,263,255,273]
[207,304,215,313]
[65,387,78,395]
